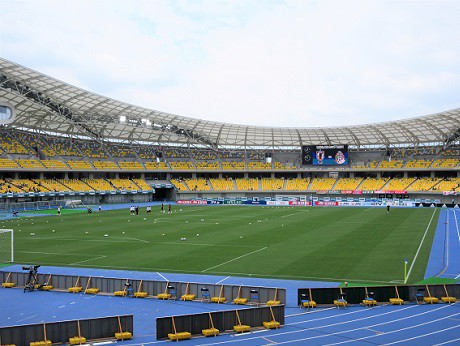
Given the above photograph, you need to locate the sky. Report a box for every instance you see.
[1,0,459,128]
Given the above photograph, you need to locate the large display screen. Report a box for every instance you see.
[302,145,348,165]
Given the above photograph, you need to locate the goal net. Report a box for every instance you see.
[0,229,14,263]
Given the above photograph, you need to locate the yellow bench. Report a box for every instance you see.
[69,336,86,345]
[157,293,171,300]
[30,341,51,346]
[390,298,404,305]
[441,296,456,303]
[424,297,439,304]
[2,282,15,288]
[267,300,281,306]
[68,287,83,293]
[115,331,132,340]
[302,300,317,308]
[133,291,148,298]
[181,294,195,301]
[363,299,377,306]
[85,288,99,294]
[233,324,251,333]
[334,299,347,307]
[114,290,127,296]
[202,328,219,337]
[211,297,226,303]
[41,285,53,291]
[168,331,191,341]
[263,321,281,329]
[233,297,248,305]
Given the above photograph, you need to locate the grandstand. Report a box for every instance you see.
[0,57,458,205]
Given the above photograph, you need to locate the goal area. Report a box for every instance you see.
[0,229,14,264]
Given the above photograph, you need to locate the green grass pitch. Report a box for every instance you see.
[5,205,439,284]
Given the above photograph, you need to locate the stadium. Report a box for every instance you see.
[0,57,459,345]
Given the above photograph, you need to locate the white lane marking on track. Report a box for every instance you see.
[156,272,168,281]
[201,247,268,272]
[405,207,438,283]
[385,325,460,345]
[261,336,277,344]
[17,314,37,322]
[286,306,337,318]
[308,309,460,346]
[436,210,450,277]
[433,336,460,345]
[215,276,229,284]
[454,209,460,244]
[199,304,454,345]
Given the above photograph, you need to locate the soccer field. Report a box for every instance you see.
[5,205,439,284]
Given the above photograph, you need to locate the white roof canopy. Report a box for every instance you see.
[1,58,459,149]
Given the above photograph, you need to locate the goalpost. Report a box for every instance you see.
[0,229,14,263]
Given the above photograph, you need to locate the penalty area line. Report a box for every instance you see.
[201,247,268,272]
[69,255,107,265]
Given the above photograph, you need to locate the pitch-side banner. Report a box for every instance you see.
[177,200,207,205]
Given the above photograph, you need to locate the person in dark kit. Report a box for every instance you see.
[386,202,390,213]
[161,203,164,213]
[168,204,171,214]
[87,207,92,214]
[12,210,18,217]
[135,206,139,215]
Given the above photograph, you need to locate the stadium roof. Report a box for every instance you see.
[1,58,459,149]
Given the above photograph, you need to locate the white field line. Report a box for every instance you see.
[69,255,107,265]
[123,237,149,243]
[281,211,307,218]
[28,237,149,244]
[405,207,438,283]
[17,250,105,256]
[209,271,395,284]
[201,247,268,272]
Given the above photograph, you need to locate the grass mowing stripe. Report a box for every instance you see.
[405,207,438,283]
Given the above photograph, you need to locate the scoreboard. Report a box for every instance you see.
[302,145,348,165]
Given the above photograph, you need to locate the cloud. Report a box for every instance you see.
[1,0,459,128]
